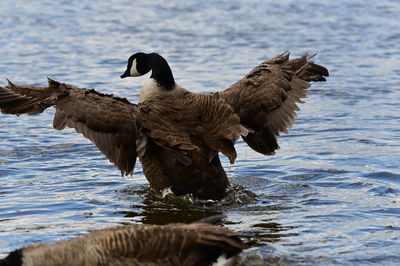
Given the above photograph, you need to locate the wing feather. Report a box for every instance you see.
[139,90,246,164]
[51,81,140,176]
[216,52,329,155]
[139,98,199,151]
[0,79,139,176]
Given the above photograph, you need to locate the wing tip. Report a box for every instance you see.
[47,77,61,87]
[5,78,15,87]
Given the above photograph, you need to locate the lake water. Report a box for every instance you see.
[0,0,399,264]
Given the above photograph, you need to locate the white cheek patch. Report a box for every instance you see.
[130,58,142,76]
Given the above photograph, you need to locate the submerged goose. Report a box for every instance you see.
[0,52,328,200]
[0,216,247,266]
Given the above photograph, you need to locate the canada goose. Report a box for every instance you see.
[0,216,247,266]
[0,52,329,200]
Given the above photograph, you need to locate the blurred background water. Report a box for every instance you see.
[0,0,399,264]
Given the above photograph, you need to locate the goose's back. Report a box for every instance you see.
[138,88,245,155]
[14,223,246,266]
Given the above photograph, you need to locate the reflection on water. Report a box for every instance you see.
[1,0,400,264]
[118,183,257,225]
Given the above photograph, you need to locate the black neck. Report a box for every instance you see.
[0,249,23,266]
[146,53,175,90]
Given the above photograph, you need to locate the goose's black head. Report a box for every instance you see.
[120,53,151,78]
[121,52,175,90]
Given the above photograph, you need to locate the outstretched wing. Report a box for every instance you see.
[215,52,329,155]
[0,79,139,175]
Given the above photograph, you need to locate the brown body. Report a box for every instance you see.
[0,52,328,199]
[138,88,245,199]
[0,221,247,266]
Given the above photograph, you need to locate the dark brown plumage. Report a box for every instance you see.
[0,52,329,200]
[212,52,329,156]
[0,217,247,266]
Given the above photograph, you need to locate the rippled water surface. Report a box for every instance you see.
[0,0,399,264]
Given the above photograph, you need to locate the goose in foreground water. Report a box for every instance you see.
[0,216,247,266]
[0,52,329,200]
